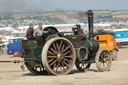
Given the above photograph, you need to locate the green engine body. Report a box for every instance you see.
[21,26,99,68]
[21,10,112,75]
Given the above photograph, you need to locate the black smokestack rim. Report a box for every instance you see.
[87,10,94,17]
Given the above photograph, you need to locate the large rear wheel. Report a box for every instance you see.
[42,37,76,75]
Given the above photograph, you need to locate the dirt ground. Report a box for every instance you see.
[0,48,128,85]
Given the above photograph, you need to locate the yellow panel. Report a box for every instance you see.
[94,34,117,51]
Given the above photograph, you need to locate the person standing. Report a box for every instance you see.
[26,24,35,40]
[34,24,43,37]
[34,24,43,45]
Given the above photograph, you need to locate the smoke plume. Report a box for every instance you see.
[0,0,54,13]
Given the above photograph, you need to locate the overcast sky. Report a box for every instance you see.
[0,0,127,13]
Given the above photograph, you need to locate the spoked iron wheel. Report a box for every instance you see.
[42,37,76,75]
[95,49,112,72]
[75,59,91,72]
[25,62,48,75]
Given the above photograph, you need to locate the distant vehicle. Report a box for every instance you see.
[113,29,128,48]
[7,37,23,57]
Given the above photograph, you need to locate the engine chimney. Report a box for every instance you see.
[87,10,94,39]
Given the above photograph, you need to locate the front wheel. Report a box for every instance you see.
[95,49,112,72]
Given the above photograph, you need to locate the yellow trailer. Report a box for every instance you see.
[94,33,118,60]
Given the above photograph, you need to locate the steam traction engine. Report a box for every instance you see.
[21,10,112,75]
